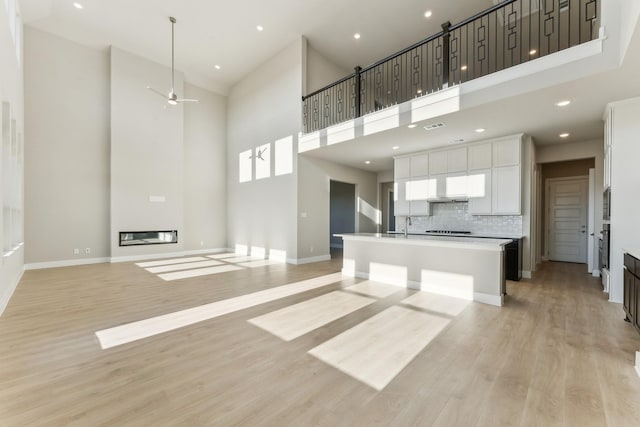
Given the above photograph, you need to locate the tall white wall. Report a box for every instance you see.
[183,83,227,251]
[306,44,350,94]
[0,0,24,315]
[608,97,640,304]
[298,156,378,261]
[110,48,185,259]
[24,28,110,264]
[227,39,303,261]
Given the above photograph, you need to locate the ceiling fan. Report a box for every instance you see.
[147,17,198,105]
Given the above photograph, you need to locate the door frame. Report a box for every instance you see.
[544,175,589,262]
[329,179,358,249]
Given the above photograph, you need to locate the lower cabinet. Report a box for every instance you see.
[623,252,640,335]
[504,238,522,281]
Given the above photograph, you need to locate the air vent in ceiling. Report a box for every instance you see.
[448,138,465,144]
[423,123,445,131]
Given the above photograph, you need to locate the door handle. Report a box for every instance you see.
[590,233,595,236]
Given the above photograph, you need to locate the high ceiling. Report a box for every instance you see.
[21,0,495,94]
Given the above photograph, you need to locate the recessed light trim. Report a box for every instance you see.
[407,124,417,129]
[529,49,537,55]
[214,65,221,70]
[559,133,570,138]
[475,128,486,133]
[354,33,361,40]
[460,65,468,71]
[73,2,83,9]
[556,100,571,107]
[424,10,433,18]
[365,160,371,164]
[256,25,264,32]
[392,146,400,150]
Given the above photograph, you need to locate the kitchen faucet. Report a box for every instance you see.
[404,216,412,238]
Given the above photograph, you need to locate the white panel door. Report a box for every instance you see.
[394,157,411,180]
[492,165,521,214]
[468,169,492,214]
[410,154,429,177]
[548,178,588,263]
[468,143,492,170]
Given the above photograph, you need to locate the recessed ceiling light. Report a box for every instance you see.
[392,146,400,150]
[214,65,221,70]
[461,65,467,71]
[475,128,486,133]
[256,25,264,32]
[416,89,422,94]
[354,33,361,40]
[407,124,417,129]
[559,132,570,138]
[73,2,83,9]
[529,49,537,55]
[365,160,371,164]
[556,100,571,107]
[424,10,433,18]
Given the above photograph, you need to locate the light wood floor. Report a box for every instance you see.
[1,257,640,426]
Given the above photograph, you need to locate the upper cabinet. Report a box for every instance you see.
[394,157,411,180]
[468,143,492,170]
[393,135,522,217]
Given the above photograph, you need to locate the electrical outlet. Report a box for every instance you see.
[85,248,91,254]
[73,248,80,255]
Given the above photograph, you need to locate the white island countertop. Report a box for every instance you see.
[624,248,640,260]
[336,233,512,251]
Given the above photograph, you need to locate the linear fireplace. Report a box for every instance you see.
[119,230,178,246]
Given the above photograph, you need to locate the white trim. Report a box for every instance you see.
[0,270,23,316]
[25,257,110,270]
[343,269,503,307]
[110,248,229,263]
[522,270,532,279]
[339,233,509,251]
[635,352,640,378]
[592,269,601,278]
[288,254,332,265]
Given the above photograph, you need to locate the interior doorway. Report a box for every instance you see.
[379,182,395,233]
[547,177,588,263]
[330,180,356,250]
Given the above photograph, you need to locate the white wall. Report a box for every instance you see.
[298,156,378,261]
[306,44,350,94]
[24,28,110,264]
[227,39,303,261]
[537,139,604,273]
[0,1,24,315]
[183,83,227,251]
[608,97,640,304]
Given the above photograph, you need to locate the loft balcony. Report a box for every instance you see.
[301,0,600,135]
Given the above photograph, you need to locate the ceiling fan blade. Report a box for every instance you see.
[146,86,168,99]
[177,98,199,103]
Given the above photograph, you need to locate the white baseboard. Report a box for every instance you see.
[522,270,532,279]
[342,269,503,307]
[25,257,110,270]
[288,254,331,265]
[636,352,640,378]
[541,256,549,261]
[110,248,229,263]
[0,271,23,316]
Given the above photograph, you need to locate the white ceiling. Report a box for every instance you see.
[21,0,495,94]
[21,1,640,173]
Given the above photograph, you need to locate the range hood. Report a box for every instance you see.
[426,197,469,203]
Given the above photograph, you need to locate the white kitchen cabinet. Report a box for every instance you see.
[410,153,429,177]
[468,168,492,214]
[447,147,468,173]
[492,165,521,214]
[394,157,411,180]
[493,138,521,167]
[428,151,448,175]
[468,143,492,170]
[394,179,410,215]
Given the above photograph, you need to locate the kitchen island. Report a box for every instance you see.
[337,233,512,306]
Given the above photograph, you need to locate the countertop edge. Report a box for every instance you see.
[336,233,511,251]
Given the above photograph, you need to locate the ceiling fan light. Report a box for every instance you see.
[167,99,178,105]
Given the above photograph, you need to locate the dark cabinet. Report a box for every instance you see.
[623,252,640,335]
[504,238,522,281]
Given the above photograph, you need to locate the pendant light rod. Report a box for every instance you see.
[170,16,176,93]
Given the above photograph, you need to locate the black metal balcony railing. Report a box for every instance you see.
[302,0,599,134]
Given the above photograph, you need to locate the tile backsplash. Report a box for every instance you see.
[396,202,522,235]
